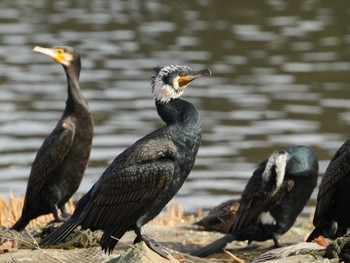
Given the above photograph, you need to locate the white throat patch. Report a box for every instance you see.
[152,65,189,103]
[152,79,184,103]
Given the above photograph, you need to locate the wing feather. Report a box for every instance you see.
[231,160,294,231]
[22,120,75,214]
[314,140,350,222]
[81,159,173,231]
[40,128,176,249]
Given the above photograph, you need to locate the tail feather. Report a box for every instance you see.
[39,189,94,248]
[39,218,79,248]
[100,226,129,254]
[306,228,320,242]
[306,221,330,242]
[191,234,236,257]
[11,216,32,232]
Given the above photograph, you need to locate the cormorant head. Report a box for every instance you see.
[262,150,290,195]
[33,46,80,68]
[151,65,211,103]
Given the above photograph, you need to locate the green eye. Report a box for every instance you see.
[55,49,64,54]
[179,72,186,77]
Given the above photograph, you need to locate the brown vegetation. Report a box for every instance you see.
[0,190,200,228]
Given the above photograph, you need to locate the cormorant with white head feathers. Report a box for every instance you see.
[39,65,211,258]
[192,145,318,257]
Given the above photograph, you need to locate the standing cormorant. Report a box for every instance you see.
[39,65,211,258]
[307,140,350,241]
[192,145,319,257]
[11,46,94,231]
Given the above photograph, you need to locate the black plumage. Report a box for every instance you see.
[307,139,350,241]
[11,46,93,231]
[39,65,211,258]
[192,145,319,257]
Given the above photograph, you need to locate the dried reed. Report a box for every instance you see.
[0,191,199,228]
[0,190,75,228]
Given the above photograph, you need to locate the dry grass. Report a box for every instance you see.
[0,190,75,228]
[149,203,202,226]
[0,191,200,228]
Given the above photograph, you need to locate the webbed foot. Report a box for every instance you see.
[133,234,170,259]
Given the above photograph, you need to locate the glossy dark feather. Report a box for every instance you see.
[22,124,75,216]
[307,139,350,241]
[313,140,350,222]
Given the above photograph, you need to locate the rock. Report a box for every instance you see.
[252,242,326,262]
[111,242,179,263]
[260,255,330,263]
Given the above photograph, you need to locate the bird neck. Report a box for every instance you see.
[64,66,89,113]
[156,98,200,128]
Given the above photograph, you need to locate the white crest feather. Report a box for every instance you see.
[152,65,191,103]
[262,151,290,195]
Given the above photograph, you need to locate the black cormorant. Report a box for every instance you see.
[192,145,319,257]
[307,139,350,241]
[11,46,94,231]
[39,65,211,258]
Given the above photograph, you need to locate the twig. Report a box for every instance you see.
[224,249,245,263]
[110,235,136,250]
[25,228,61,260]
[0,231,63,263]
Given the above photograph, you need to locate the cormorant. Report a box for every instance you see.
[39,65,211,258]
[307,139,350,241]
[192,145,319,257]
[11,46,94,231]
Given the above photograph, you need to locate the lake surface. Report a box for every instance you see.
[1,0,350,216]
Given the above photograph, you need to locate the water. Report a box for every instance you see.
[1,0,350,216]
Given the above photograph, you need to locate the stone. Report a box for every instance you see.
[111,241,179,263]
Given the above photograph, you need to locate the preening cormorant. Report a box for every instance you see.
[307,139,350,241]
[39,65,211,258]
[192,145,319,257]
[11,46,94,231]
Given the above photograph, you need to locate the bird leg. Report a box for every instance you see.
[329,220,338,238]
[60,204,71,218]
[272,234,280,248]
[52,204,70,222]
[134,226,171,259]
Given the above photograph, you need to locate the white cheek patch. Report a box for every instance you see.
[153,76,183,103]
[172,76,181,90]
[61,53,73,67]
[259,211,276,225]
